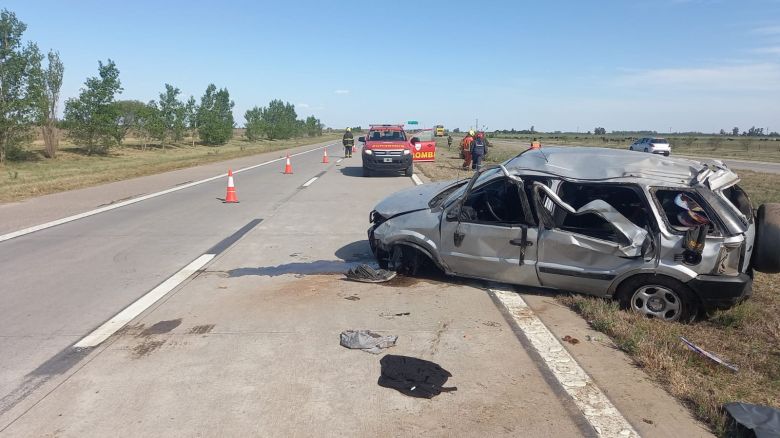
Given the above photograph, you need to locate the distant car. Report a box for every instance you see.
[629,137,671,156]
[368,147,780,322]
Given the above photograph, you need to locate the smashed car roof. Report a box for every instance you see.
[504,147,738,188]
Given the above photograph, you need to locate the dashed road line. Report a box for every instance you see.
[490,287,639,437]
[336,158,343,164]
[0,144,333,243]
[302,177,318,187]
[411,174,423,186]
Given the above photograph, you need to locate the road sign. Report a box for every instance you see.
[407,120,418,125]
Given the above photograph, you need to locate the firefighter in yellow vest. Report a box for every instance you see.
[530,138,541,149]
[343,128,355,158]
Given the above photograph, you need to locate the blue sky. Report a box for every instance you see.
[5,0,780,132]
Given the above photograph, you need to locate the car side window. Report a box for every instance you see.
[653,189,715,233]
[461,178,526,225]
[554,182,651,244]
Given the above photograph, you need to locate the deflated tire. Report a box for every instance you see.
[752,203,780,273]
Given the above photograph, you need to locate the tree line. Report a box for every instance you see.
[0,9,324,163]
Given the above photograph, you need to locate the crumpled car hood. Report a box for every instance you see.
[374,181,458,217]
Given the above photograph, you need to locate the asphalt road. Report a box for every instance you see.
[0,142,336,414]
[0,142,713,437]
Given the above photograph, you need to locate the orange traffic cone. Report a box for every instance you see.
[283,154,293,174]
[322,149,329,163]
[224,169,239,203]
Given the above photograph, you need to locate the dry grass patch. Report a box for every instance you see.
[560,273,780,436]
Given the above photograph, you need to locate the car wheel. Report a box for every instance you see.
[405,164,414,177]
[644,148,649,153]
[362,167,371,177]
[375,247,390,270]
[617,275,698,322]
[752,203,780,273]
[664,152,670,157]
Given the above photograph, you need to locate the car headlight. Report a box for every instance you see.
[364,149,373,155]
[403,149,411,155]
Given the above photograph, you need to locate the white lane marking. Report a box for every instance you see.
[302,177,318,187]
[491,287,639,437]
[336,158,343,163]
[74,254,215,348]
[0,144,334,243]
[411,174,423,186]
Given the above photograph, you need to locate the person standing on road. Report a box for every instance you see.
[471,132,487,171]
[343,128,354,158]
[461,130,475,170]
[530,137,541,150]
[447,134,453,149]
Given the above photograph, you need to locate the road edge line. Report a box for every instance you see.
[411,174,423,186]
[73,254,215,348]
[490,287,640,437]
[0,144,332,243]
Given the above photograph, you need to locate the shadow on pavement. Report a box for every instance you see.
[339,166,407,178]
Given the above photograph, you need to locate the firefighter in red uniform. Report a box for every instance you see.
[461,130,475,170]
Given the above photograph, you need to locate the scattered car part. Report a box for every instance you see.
[339,330,397,354]
[378,355,457,398]
[724,402,780,438]
[344,264,397,283]
[680,336,738,372]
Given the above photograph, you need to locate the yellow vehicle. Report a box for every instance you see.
[434,125,445,137]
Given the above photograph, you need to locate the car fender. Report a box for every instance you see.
[606,263,699,297]
[373,212,452,273]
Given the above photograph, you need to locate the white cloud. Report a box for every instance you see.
[753,25,780,35]
[297,103,310,108]
[618,63,780,91]
[752,47,780,55]
[334,89,350,94]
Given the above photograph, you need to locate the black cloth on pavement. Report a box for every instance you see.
[378,355,457,399]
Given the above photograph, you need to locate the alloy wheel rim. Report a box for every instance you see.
[630,285,682,321]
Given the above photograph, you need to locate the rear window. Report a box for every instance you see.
[368,130,406,141]
[651,138,668,144]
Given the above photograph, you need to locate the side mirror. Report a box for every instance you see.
[358,136,366,143]
[410,137,420,144]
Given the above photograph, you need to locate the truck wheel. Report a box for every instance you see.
[362,167,372,177]
[752,203,780,273]
[404,164,414,177]
[617,275,699,322]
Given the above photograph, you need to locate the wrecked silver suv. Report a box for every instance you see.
[368,147,780,321]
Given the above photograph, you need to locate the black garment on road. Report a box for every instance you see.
[378,355,457,399]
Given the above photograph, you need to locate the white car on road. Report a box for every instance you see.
[629,137,671,156]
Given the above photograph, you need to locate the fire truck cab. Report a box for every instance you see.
[359,124,414,177]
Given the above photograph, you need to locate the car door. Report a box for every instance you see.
[532,181,657,296]
[410,130,437,162]
[438,169,540,286]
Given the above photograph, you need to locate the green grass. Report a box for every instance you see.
[0,133,340,203]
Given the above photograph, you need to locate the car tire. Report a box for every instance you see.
[616,275,699,322]
[362,167,371,177]
[664,152,670,157]
[405,164,414,177]
[752,203,780,273]
[644,148,649,153]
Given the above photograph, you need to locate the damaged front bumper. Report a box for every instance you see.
[687,273,752,311]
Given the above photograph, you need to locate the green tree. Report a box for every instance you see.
[197,84,234,145]
[63,59,123,154]
[114,99,147,145]
[155,83,186,149]
[35,50,64,158]
[594,127,606,135]
[244,106,263,141]
[304,116,323,137]
[184,95,198,147]
[127,101,161,151]
[732,126,739,136]
[257,99,298,140]
[0,9,43,162]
